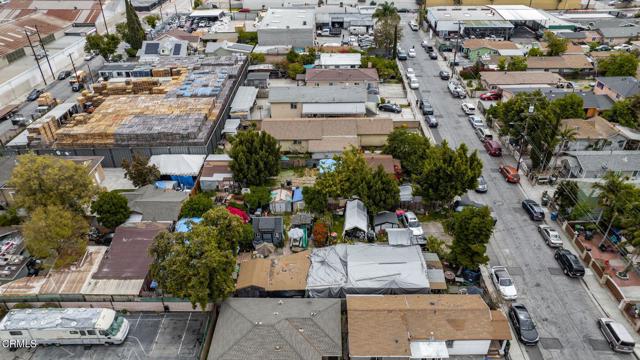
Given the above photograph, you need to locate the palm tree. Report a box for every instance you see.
[551,125,577,172]
[593,171,634,248]
[617,199,640,278]
[373,2,400,59]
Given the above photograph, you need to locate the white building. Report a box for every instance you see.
[316,53,362,69]
[257,9,315,47]
[241,0,315,10]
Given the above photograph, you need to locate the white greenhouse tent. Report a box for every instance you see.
[306,244,430,297]
[343,199,368,238]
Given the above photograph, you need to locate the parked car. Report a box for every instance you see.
[522,199,545,221]
[26,88,43,102]
[408,48,416,58]
[598,318,636,353]
[397,49,408,60]
[428,51,438,60]
[476,175,488,193]
[401,211,424,242]
[84,52,96,61]
[499,165,520,183]
[509,303,540,346]
[406,67,415,77]
[468,115,484,128]
[57,70,72,80]
[419,100,434,115]
[613,44,633,51]
[409,21,418,31]
[461,102,476,115]
[555,248,585,277]
[378,103,402,113]
[475,127,493,143]
[594,44,611,51]
[491,266,517,300]
[425,114,438,128]
[439,70,450,80]
[409,77,419,89]
[479,91,501,101]
[484,139,502,156]
[538,224,562,247]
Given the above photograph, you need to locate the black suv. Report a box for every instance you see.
[378,103,401,113]
[555,248,585,277]
[522,199,544,221]
[26,88,43,102]
[509,303,539,346]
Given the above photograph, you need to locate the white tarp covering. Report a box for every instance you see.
[410,341,449,359]
[343,199,368,236]
[230,86,258,114]
[148,154,206,176]
[486,5,547,22]
[306,244,430,297]
[386,228,413,246]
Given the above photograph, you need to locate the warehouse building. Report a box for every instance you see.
[257,9,315,48]
[8,55,249,167]
[426,6,514,40]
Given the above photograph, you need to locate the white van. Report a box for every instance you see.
[598,318,635,353]
[348,26,367,35]
[409,21,418,31]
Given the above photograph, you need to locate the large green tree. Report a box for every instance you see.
[149,207,242,309]
[8,153,98,213]
[229,130,280,186]
[373,2,401,58]
[550,93,585,120]
[597,52,639,77]
[593,172,636,241]
[91,191,130,229]
[617,195,640,277]
[543,31,568,56]
[447,206,495,270]
[507,56,528,71]
[84,33,121,60]
[302,186,328,214]
[313,148,399,213]
[553,180,579,218]
[23,205,89,268]
[383,128,431,177]
[243,186,272,211]
[180,193,214,218]
[124,0,145,51]
[414,141,482,209]
[604,95,640,129]
[121,154,161,188]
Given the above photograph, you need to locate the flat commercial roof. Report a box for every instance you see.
[230,86,258,114]
[258,8,314,30]
[427,6,506,22]
[486,5,547,22]
[189,9,225,17]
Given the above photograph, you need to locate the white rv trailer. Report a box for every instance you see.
[0,308,130,346]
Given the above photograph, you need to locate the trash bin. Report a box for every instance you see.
[550,211,558,221]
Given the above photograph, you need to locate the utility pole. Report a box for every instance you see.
[451,21,462,73]
[159,2,164,23]
[97,0,109,35]
[174,0,178,16]
[86,60,95,84]
[25,30,47,86]
[516,105,535,173]
[69,54,79,85]
[34,25,55,80]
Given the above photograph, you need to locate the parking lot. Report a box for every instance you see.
[0,312,210,360]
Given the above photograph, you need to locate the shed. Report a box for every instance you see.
[343,199,368,240]
[229,86,258,119]
[269,188,292,214]
[386,228,413,246]
[373,211,400,233]
[252,216,284,247]
[245,72,269,89]
[292,187,304,212]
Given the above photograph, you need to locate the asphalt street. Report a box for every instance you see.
[398,17,632,360]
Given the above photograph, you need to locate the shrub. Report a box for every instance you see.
[313,222,329,247]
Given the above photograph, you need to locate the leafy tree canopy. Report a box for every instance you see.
[447,206,495,270]
[124,0,145,50]
[229,130,280,186]
[180,193,214,218]
[8,153,98,213]
[91,191,130,229]
[598,52,639,77]
[244,186,271,211]
[302,186,328,214]
[84,33,121,60]
[603,95,640,129]
[383,128,431,177]
[543,31,568,56]
[121,154,161,188]
[373,1,401,58]
[149,207,244,309]
[23,205,89,268]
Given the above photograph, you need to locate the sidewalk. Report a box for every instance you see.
[517,171,640,359]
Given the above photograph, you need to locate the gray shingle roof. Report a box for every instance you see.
[123,185,188,222]
[209,298,342,360]
[596,77,640,98]
[568,150,640,173]
[269,86,367,103]
[598,26,640,39]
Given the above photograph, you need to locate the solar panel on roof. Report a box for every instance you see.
[173,44,182,56]
[145,42,159,55]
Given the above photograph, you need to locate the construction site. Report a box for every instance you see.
[13,55,248,167]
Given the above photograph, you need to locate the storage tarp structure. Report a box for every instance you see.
[149,154,206,188]
[306,244,430,297]
[343,199,368,237]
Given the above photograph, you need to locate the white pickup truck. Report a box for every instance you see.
[447,81,466,98]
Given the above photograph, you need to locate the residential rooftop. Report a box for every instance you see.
[305,68,378,82]
[236,251,310,292]
[480,71,564,86]
[269,86,367,103]
[258,8,315,30]
[560,117,620,139]
[596,76,640,98]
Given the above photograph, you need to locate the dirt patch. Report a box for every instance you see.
[422,221,453,246]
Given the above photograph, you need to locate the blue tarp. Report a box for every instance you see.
[175,217,203,232]
[293,188,303,202]
[155,180,177,190]
[318,159,337,174]
[170,175,195,189]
